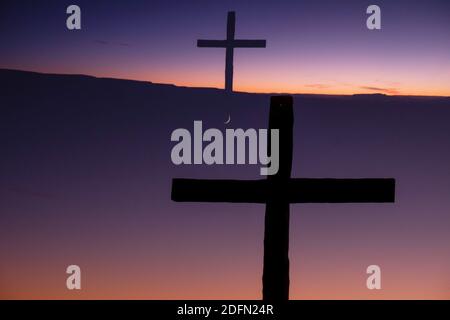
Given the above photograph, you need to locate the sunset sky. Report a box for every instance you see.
[0,0,450,96]
[1,0,450,301]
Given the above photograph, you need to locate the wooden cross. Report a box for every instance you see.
[197,11,266,92]
[171,96,396,301]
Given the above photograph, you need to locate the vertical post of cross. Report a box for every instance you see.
[262,96,294,301]
[225,12,235,92]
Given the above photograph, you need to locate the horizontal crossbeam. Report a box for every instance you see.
[197,40,228,48]
[197,39,267,48]
[171,178,395,203]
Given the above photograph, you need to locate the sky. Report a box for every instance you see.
[1,0,450,301]
[0,0,450,96]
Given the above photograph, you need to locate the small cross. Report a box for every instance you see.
[197,11,266,92]
[171,96,396,301]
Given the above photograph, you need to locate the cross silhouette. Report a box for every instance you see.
[171,96,396,301]
[197,11,266,92]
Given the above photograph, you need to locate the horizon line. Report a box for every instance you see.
[1,67,449,99]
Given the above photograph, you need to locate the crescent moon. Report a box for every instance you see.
[224,114,231,124]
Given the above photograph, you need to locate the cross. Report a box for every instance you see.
[197,11,266,92]
[171,96,396,301]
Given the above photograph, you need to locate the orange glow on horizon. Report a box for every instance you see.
[2,64,449,97]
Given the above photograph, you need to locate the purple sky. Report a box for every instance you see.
[1,0,450,95]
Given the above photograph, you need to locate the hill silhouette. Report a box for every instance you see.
[2,68,449,100]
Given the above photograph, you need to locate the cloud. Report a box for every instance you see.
[94,39,109,45]
[7,186,56,200]
[305,84,332,89]
[360,86,399,95]
[94,40,131,47]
